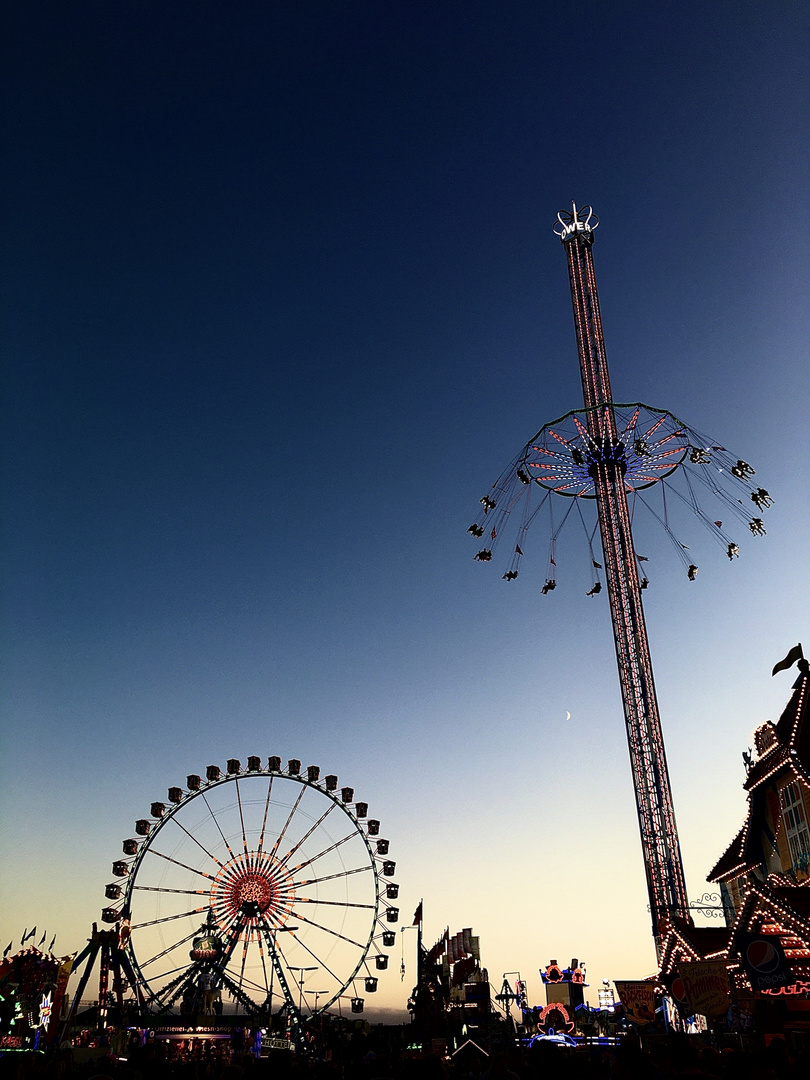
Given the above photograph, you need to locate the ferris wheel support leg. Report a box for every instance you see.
[97,942,111,1029]
[59,939,100,1044]
[118,948,145,1009]
[255,920,310,1053]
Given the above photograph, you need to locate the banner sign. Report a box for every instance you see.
[659,970,691,1018]
[737,932,794,992]
[614,980,655,1025]
[678,961,730,1018]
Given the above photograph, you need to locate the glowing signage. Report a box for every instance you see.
[38,993,52,1029]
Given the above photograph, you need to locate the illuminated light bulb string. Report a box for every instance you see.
[470,205,771,948]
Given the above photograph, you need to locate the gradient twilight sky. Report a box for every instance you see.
[2,2,808,1021]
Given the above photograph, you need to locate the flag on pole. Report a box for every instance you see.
[413,902,422,926]
[773,644,804,676]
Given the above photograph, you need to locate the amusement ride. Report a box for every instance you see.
[66,756,398,1048]
[469,205,771,948]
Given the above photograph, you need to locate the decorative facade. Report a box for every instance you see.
[656,655,810,1035]
[709,665,810,915]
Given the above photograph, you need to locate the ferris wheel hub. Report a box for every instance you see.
[211,853,295,929]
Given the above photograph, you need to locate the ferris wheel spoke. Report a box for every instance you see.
[137,926,201,970]
[201,790,237,862]
[295,864,373,888]
[278,802,336,869]
[209,905,246,941]
[132,885,209,897]
[223,849,255,880]
[287,909,366,950]
[269,785,306,861]
[147,848,216,882]
[131,905,207,931]
[221,967,267,996]
[169,816,226,871]
[141,959,191,984]
[294,897,375,910]
[235,778,250,860]
[288,830,356,875]
[278,928,347,993]
[214,893,297,938]
[273,930,345,997]
[256,775,274,856]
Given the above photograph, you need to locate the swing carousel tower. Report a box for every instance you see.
[471,204,771,949]
[554,204,690,940]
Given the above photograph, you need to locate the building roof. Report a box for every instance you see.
[727,879,810,964]
[658,917,732,976]
[708,822,748,884]
[708,672,810,884]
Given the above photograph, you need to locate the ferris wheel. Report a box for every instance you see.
[101,757,398,1042]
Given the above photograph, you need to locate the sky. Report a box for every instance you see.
[2,1,809,1024]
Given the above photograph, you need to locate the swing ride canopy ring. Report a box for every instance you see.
[470,400,770,585]
[102,758,397,1022]
[522,403,689,498]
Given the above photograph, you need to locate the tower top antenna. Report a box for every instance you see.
[553,202,599,243]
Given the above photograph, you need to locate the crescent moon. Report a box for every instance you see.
[565,711,571,721]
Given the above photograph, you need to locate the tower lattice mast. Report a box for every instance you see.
[555,204,690,941]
